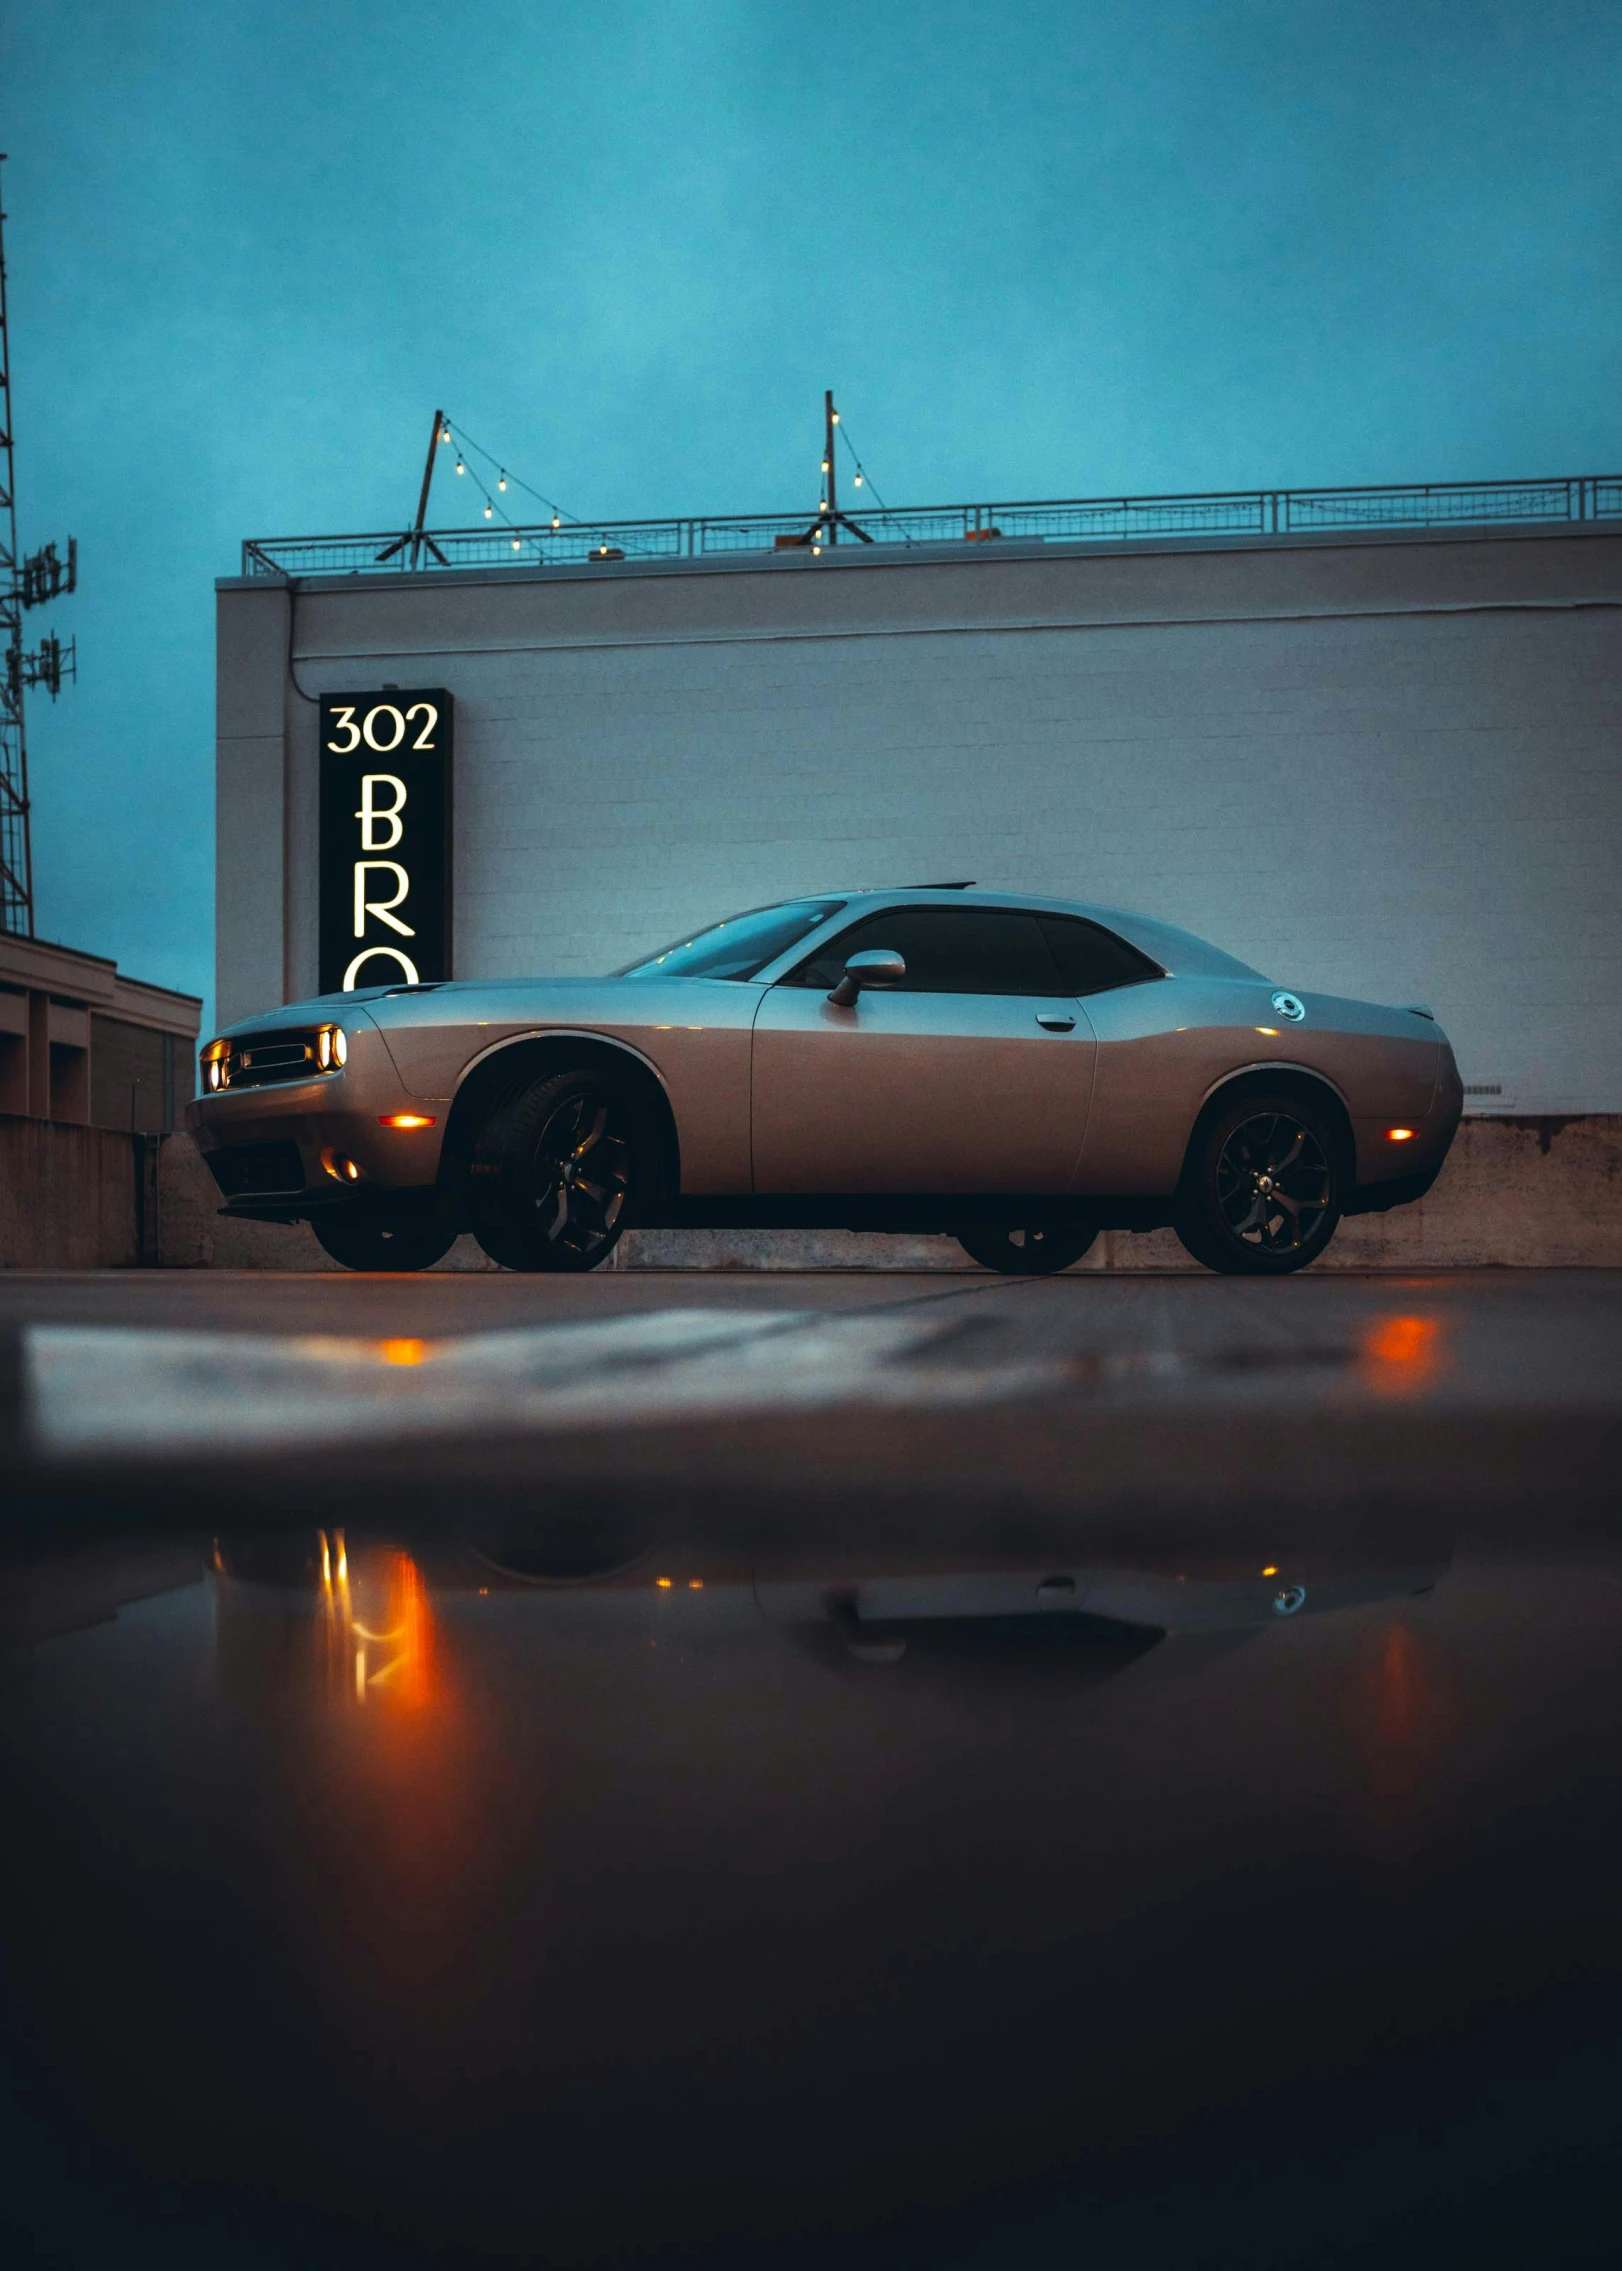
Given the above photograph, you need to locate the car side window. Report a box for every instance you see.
[783,908,1066,995]
[1038,915,1163,996]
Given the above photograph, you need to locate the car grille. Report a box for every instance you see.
[217,1031,325,1089]
[206,1141,307,1197]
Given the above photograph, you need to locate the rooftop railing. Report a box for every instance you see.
[241,472,1622,579]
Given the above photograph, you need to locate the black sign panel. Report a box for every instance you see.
[318,691,453,995]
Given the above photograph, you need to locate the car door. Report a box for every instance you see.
[750,906,1097,1194]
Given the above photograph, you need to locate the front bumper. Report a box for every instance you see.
[186,1023,446,1215]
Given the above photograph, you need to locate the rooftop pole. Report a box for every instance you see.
[824,389,838,546]
[376,409,449,566]
[409,407,444,569]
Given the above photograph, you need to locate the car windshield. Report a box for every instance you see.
[616,899,846,982]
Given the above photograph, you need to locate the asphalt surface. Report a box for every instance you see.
[2,1269,1620,2265]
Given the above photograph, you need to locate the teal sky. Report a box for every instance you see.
[5,0,1620,1011]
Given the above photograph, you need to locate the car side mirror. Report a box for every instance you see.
[828,949,906,1007]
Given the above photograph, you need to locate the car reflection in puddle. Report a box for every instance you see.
[203,1514,1451,1700]
[21,1501,1622,2271]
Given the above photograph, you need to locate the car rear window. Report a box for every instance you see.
[1037,915,1163,996]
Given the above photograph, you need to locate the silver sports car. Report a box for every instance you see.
[188,886,1462,1274]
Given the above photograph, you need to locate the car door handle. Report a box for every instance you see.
[1036,1012,1076,1032]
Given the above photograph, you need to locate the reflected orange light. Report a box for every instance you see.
[378,1112,436,1129]
[1261,1565,1278,1577]
[381,1338,427,1366]
[1255,1026,1280,1036]
[1361,1313,1442,1395]
[688,1578,704,1590]
[655,1576,673,1589]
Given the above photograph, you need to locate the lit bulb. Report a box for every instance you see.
[853,472,863,486]
[455,459,466,474]
[551,514,560,528]
[811,542,821,555]
[498,474,507,491]
[440,427,451,442]
[821,458,830,473]
[511,536,521,551]
[831,411,839,423]
[484,503,492,519]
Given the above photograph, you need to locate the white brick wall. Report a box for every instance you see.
[227,528,1622,1111]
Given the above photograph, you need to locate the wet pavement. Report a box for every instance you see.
[2,1271,1621,2264]
[3,1269,1620,1529]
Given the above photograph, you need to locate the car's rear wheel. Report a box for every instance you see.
[956,1221,1098,1274]
[311,1208,457,1273]
[470,1066,637,1272]
[1175,1091,1343,1275]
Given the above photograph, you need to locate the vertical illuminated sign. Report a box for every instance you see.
[318,691,453,994]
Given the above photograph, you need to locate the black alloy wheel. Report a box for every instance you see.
[311,1208,458,1273]
[1175,1091,1342,1276]
[470,1067,636,1272]
[956,1221,1099,1275]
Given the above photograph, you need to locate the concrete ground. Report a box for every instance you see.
[4,1266,1619,1530]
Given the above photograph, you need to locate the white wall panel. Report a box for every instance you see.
[220,530,1622,1110]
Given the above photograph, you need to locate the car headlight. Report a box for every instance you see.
[201,1039,229,1091]
[316,1023,348,1070]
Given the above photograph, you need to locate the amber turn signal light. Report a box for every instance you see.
[1384,1127,1416,1142]
[378,1113,436,1129]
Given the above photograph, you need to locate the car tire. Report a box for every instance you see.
[1174,1089,1343,1276]
[311,1209,458,1273]
[956,1221,1098,1274]
[470,1066,637,1272]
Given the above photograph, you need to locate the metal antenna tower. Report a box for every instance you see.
[0,155,78,936]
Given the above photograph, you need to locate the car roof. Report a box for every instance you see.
[794,889,1267,982]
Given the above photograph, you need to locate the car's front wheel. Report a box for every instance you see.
[311,1208,458,1273]
[956,1221,1098,1274]
[469,1066,637,1272]
[1174,1090,1343,1275]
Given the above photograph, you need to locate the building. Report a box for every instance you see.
[0,930,200,1130]
[217,474,1622,1115]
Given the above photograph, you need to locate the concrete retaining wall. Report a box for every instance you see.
[620,1114,1622,1271]
[5,1112,1594,1272]
[0,1115,159,1270]
[5,1112,1616,1272]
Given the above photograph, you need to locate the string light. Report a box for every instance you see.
[440,416,576,529]
[821,457,830,473]
[831,411,839,424]
[484,503,493,519]
[511,536,521,550]
[833,411,896,531]
[440,426,451,443]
